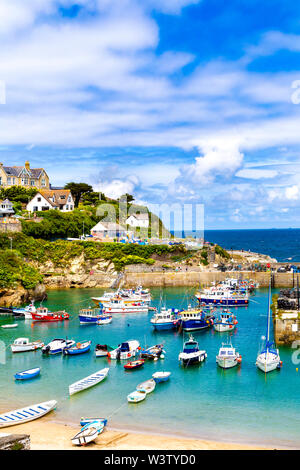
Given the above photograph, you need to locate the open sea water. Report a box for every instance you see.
[0,287,300,448]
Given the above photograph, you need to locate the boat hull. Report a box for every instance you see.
[216,358,239,369]
[14,368,40,380]
[197,297,248,306]
[213,323,236,332]
[151,321,177,330]
[0,400,57,427]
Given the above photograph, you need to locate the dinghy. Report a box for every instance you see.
[42,338,75,355]
[71,420,105,446]
[11,337,44,353]
[124,360,144,370]
[14,367,40,380]
[64,340,91,355]
[140,344,165,360]
[127,390,147,403]
[152,371,171,383]
[95,344,111,357]
[136,379,156,394]
[80,417,107,427]
[69,368,109,396]
[1,323,18,329]
[0,400,57,428]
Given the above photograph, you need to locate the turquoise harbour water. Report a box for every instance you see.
[0,287,300,448]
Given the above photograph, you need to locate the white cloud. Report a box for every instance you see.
[285,185,299,200]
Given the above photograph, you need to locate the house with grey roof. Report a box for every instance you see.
[0,161,50,189]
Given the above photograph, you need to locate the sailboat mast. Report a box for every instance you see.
[266,280,271,346]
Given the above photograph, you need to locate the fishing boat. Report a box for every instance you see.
[150,307,179,330]
[152,371,171,383]
[69,368,109,396]
[140,344,165,360]
[213,311,238,332]
[127,390,147,403]
[78,308,104,325]
[11,337,44,353]
[12,302,37,320]
[178,335,207,366]
[1,323,18,329]
[108,340,140,360]
[216,342,242,369]
[195,288,249,307]
[14,367,41,380]
[80,417,107,427]
[124,360,144,370]
[0,400,57,428]
[256,283,282,373]
[95,344,112,357]
[42,338,75,355]
[92,288,151,308]
[64,340,91,355]
[31,307,69,322]
[104,299,149,314]
[136,379,156,394]
[71,420,105,446]
[177,307,214,331]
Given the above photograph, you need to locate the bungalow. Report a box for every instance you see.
[91,221,127,239]
[126,212,149,228]
[0,199,14,217]
[27,189,75,212]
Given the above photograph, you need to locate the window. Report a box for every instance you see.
[41,178,46,187]
[12,177,15,184]
[60,195,66,200]
[7,177,11,185]
[33,206,38,212]
[66,205,69,210]
[24,178,28,185]
[37,197,41,202]
[30,180,35,186]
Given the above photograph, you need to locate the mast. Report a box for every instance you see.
[266,280,271,349]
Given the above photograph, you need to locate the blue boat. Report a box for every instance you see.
[78,308,104,325]
[152,371,171,383]
[64,340,92,355]
[177,308,214,331]
[14,367,40,380]
[80,417,107,427]
[150,307,179,330]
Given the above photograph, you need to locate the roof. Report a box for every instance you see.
[91,221,126,231]
[127,213,149,220]
[2,166,44,178]
[39,189,72,207]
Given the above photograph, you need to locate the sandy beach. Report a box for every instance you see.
[0,415,271,450]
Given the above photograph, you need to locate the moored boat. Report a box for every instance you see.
[95,344,112,357]
[14,367,41,380]
[71,420,105,446]
[80,417,107,427]
[1,323,18,329]
[150,307,179,330]
[104,299,149,314]
[177,308,214,331]
[124,360,144,370]
[108,340,140,360]
[152,371,171,383]
[140,344,165,360]
[64,340,92,355]
[32,307,69,322]
[0,400,57,427]
[97,314,112,325]
[136,379,156,394]
[213,311,238,332]
[11,337,44,353]
[42,338,75,355]
[69,368,109,396]
[12,302,37,320]
[127,390,147,403]
[178,335,207,366]
[216,343,242,369]
[78,308,103,325]
[196,288,249,307]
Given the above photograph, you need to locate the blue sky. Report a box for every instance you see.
[1,0,300,230]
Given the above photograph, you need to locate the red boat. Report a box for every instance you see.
[124,360,144,370]
[31,307,69,322]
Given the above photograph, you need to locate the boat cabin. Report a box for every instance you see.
[13,338,29,345]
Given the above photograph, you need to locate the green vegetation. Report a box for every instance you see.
[64,182,93,207]
[215,245,230,259]
[0,185,38,203]
[0,249,43,289]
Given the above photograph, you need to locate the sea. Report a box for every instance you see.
[1,287,300,448]
[174,229,300,263]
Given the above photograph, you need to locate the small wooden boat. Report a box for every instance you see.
[71,420,105,446]
[11,337,44,353]
[127,390,147,403]
[1,323,18,329]
[136,378,156,394]
[152,371,171,383]
[69,368,109,396]
[0,400,57,427]
[124,360,144,370]
[140,344,165,361]
[80,417,107,427]
[64,340,91,355]
[14,367,40,380]
[97,315,112,325]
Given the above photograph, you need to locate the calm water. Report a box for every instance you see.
[0,287,299,448]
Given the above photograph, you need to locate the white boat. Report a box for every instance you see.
[213,311,238,332]
[108,340,140,360]
[97,315,112,325]
[0,400,57,428]
[136,379,156,394]
[256,283,282,373]
[92,287,151,307]
[127,390,147,403]
[104,299,149,314]
[42,338,75,355]
[216,342,242,369]
[69,368,109,396]
[71,420,105,446]
[178,335,207,365]
[150,307,179,330]
[152,371,171,383]
[1,323,18,329]
[12,303,37,320]
[11,337,44,353]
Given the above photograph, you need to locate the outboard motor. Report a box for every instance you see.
[42,345,50,354]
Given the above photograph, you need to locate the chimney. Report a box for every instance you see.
[25,161,30,170]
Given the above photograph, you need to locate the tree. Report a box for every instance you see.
[119,193,134,203]
[64,182,93,207]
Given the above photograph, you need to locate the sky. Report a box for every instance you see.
[1,0,300,230]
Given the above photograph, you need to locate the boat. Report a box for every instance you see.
[213,311,238,332]
[14,367,41,380]
[195,288,249,307]
[1,323,18,329]
[140,344,165,360]
[177,307,214,331]
[216,342,242,369]
[71,420,105,446]
[11,337,44,353]
[127,390,147,403]
[178,335,207,366]
[150,307,179,330]
[108,340,140,360]
[69,368,109,396]
[12,302,37,320]
[80,417,107,427]
[124,360,144,370]
[95,344,113,357]
[92,287,151,307]
[31,307,69,322]
[78,308,109,325]
[42,338,75,355]
[152,371,171,383]
[0,400,57,428]
[136,379,156,394]
[104,299,149,314]
[64,340,91,355]
[256,283,282,373]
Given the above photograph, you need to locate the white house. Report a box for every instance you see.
[27,189,75,212]
[0,199,14,217]
[126,213,149,228]
[91,221,127,239]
